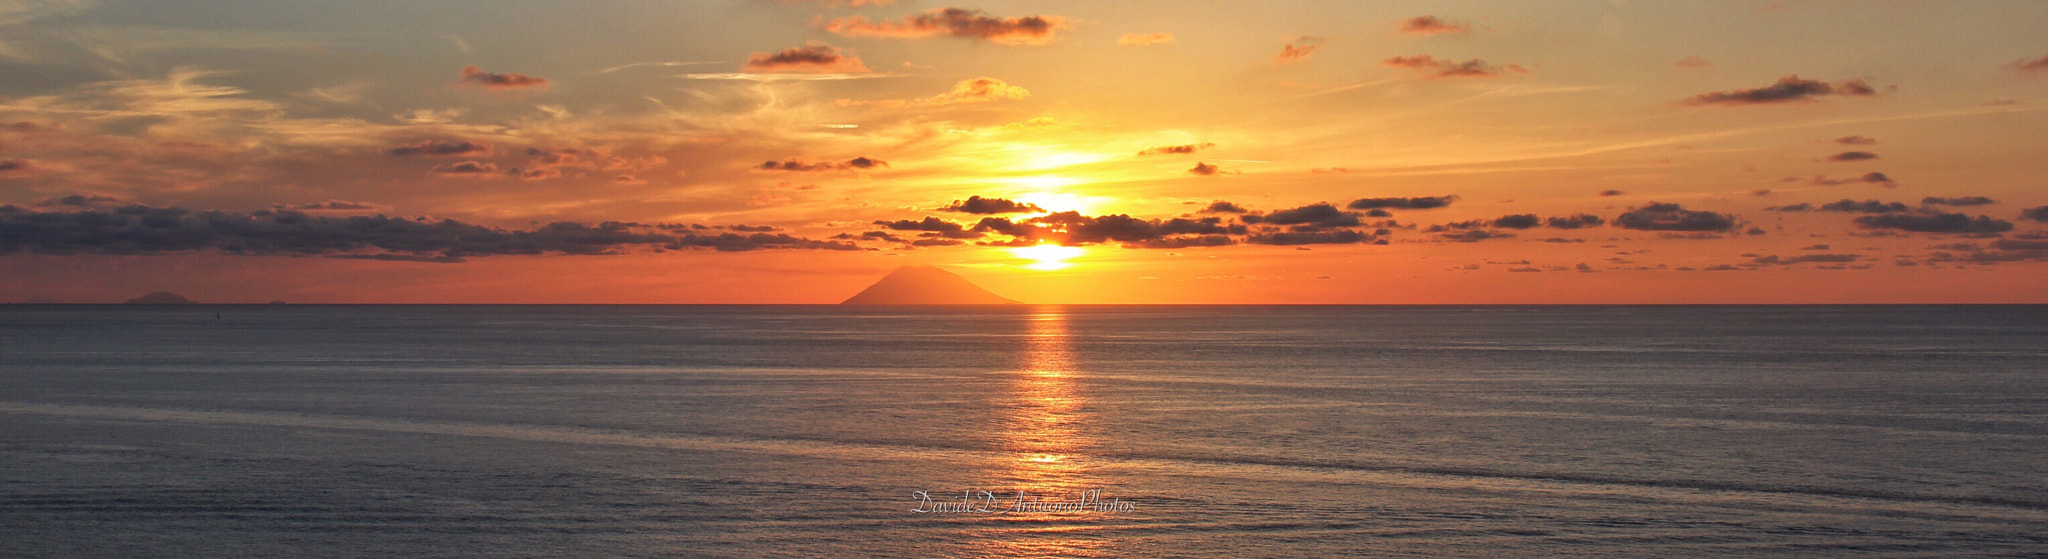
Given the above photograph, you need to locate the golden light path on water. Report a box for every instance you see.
[972,308,1120,557]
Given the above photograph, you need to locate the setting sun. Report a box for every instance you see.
[1013,243,1084,271]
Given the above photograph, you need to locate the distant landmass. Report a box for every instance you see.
[840,265,1021,305]
[18,297,56,304]
[125,291,198,305]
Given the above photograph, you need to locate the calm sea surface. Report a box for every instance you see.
[2,305,2046,557]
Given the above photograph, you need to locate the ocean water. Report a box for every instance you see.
[2,305,2046,557]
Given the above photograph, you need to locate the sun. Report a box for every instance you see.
[1013,243,1083,271]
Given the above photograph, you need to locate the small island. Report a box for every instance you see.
[840,265,1021,305]
[124,291,199,305]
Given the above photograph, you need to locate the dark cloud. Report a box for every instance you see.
[1137,143,1214,156]
[941,196,1042,214]
[742,42,871,73]
[1346,195,1459,210]
[456,66,549,90]
[1817,199,1910,213]
[1807,172,1896,187]
[1437,229,1507,242]
[390,140,493,157]
[1491,214,1541,229]
[39,194,124,207]
[1613,203,1741,232]
[1243,203,1359,228]
[1199,201,1247,214]
[1681,75,1877,105]
[1922,196,1998,207]
[1247,229,1378,246]
[873,217,976,238]
[1383,55,1527,78]
[0,159,33,173]
[0,205,856,261]
[759,157,888,172]
[1187,162,1232,176]
[1826,151,1879,161]
[1751,253,1860,265]
[1766,203,1814,212]
[2021,206,2048,222]
[822,8,1066,45]
[286,200,382,211]
[1853,211,2013,234]
[1834,135,1879,145]
[1598,189,1626,197]
[1398,15,1470,35]
[431,161,500,177]
[1545,214,1605,229]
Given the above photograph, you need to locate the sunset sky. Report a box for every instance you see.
[3,0,2046,303]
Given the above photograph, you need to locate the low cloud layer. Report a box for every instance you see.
[0,205,858,262]
[1682,75,1876,105]
[455,66,549,90]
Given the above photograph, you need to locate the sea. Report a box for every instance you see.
[2,305,2045,557]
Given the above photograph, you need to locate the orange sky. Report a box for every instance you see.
[2,0,2046,303]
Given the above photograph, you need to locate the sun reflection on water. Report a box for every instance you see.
[970,307,1121,557]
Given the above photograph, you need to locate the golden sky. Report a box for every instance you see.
[2,0,2046,303]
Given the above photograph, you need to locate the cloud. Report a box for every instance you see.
[430,160,500,177]
[1118,33,1174,46]
[1187,162,1233,176]
[1491,214,1540,229]
[1276,37,1323,64]
[1383,55,1527,78]
[822,8,1067,45]
[1598,189,1626,197]
[0,205,857,261]
[2021,206,2048,222]
[1806,172,1896,187]
[1614,203,1741,232]
[1137,142,1214,156]
[1346,195,1459,210]
[843,77,1028,107]
[1399,15,1470,35]
[1922,196,1997,207]
[741,42,872,74]
[2009,55,2048,72]
[37,194,124,207]
[1854,211,2013,233]
[283,200,383,211]
[1766,203,1813,212]
[389,139,493,157]
[759,156,888,172]
[941,196,1042,214]
[1751,253,1860,265]
[1242,203,1359,228]
[921,77,1028,104]
[1199,201,1247,214]
[1674,56,1711,69]
[1834,135,1879,145]
[1817,199,1910,213]
[1681,75,1877,105]
[874,216,977,238]
[0,158,34,173]
[455,66,549,90]
[1826,150,1878,161]
[1545,214,1605,229]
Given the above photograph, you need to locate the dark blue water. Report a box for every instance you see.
[3,305,2046,557]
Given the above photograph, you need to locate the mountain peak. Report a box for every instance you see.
[840,265,1022,305]
[125,291,198,305]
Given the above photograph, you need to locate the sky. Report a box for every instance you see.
[2,0,2046,303]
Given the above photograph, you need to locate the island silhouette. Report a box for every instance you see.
[840,265,1021,305]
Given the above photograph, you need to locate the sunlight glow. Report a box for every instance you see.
[1013,243,1084,271]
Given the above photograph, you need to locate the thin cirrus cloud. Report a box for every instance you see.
[2008,55,2048,71]
[822,8,1067,45]
[1275,37,1323,64]
[841,77,1028,107]
[455,66,549,90]
[1137,143,1213,156]
[1681,75,1877,105]
[741,42,872,74]
[1383,55,1527,78]
[1398,15,1470,35]
[1118,33,1174,46]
